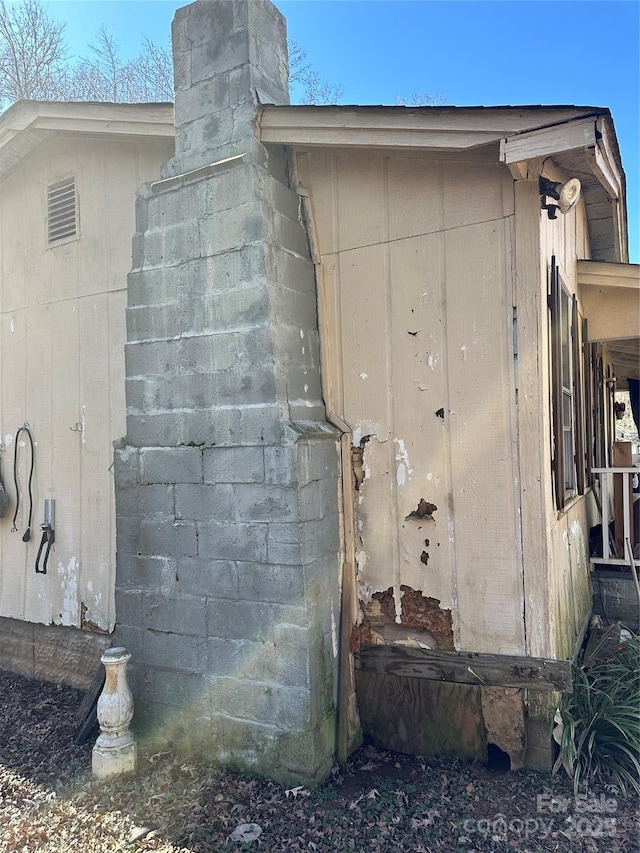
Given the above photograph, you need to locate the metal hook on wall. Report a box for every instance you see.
[35,499,55,575]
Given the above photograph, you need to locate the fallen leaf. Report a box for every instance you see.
[230,822,262,843]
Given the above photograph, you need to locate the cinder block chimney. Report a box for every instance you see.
[114,0,341,785]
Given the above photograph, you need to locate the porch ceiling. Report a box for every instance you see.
[577,261,640,388]
[605,339,640,386]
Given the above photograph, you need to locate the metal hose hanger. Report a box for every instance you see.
[11,424,34,542]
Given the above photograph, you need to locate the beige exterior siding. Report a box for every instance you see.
[299,148,525,654]
[538,178,593,659]
[0,134,172,631]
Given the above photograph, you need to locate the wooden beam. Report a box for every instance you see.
[613,443,634,557]
[500,117,597,165]
[577,261,640,290]
[260,105,604,150]
[355,644,572,692]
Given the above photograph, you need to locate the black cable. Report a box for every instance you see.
[11,425,34,542]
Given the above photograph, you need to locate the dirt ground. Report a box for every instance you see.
[0,668,638,853]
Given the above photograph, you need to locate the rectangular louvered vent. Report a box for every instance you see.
[47,177,77,243]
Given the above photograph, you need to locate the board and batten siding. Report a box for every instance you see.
[0,134,172,631]
[298,147,525,654]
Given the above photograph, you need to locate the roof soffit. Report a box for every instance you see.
[577,261,639,385]
[0,100,174,182]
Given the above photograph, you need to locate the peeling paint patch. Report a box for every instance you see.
[427,353,438,370]
[394,438,413,487]
[351,435,371,492]
[570,519,588,573]
[330,606,338,658]
[355,549,368,581]
[55,557,79,627]
[405,499,437,521]
[360,372,368,379]
[357,585,454,650]
[351,422,386,448]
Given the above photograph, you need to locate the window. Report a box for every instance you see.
[47,177,77,244]
[550,256,586,509]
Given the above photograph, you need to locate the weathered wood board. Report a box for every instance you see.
[356,644,572,692]
[356,669,486,760]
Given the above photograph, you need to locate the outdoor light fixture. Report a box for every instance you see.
[539,176,582,220]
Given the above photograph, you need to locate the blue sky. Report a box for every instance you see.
[45,0,639,261]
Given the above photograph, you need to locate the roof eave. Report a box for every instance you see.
[0,100,175,182]
[260,103,626,263]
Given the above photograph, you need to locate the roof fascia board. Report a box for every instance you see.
[0,101,174,147]
[584,116,622,200]
[499,116,597,165]
[260,105,601,150]
[29,114,175,138]
[0,101,174,182]
[264,126,504,150]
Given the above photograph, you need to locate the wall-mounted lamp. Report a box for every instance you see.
[539,176,582,220]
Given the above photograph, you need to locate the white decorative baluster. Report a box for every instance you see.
[92,647,137,778]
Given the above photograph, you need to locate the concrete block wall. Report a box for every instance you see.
[0,616,112,690]
[114,0,342,784]
[115,426,340,781]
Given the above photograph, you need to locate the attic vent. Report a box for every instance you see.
[47,177,77,244]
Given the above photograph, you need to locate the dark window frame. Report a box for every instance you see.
[550,256,587,510]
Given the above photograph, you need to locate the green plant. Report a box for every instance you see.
[553,634,640,797]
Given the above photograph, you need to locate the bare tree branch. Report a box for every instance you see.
[396,91,444,107]
[297,69,343,106]
[128,36,174,102]
[69,24,133,101]
[0,1,347,110]
[287,38,343,105]
[0,0,68,104]
[287,37,308,84]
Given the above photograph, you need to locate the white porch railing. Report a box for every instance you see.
[591,467,640,568]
